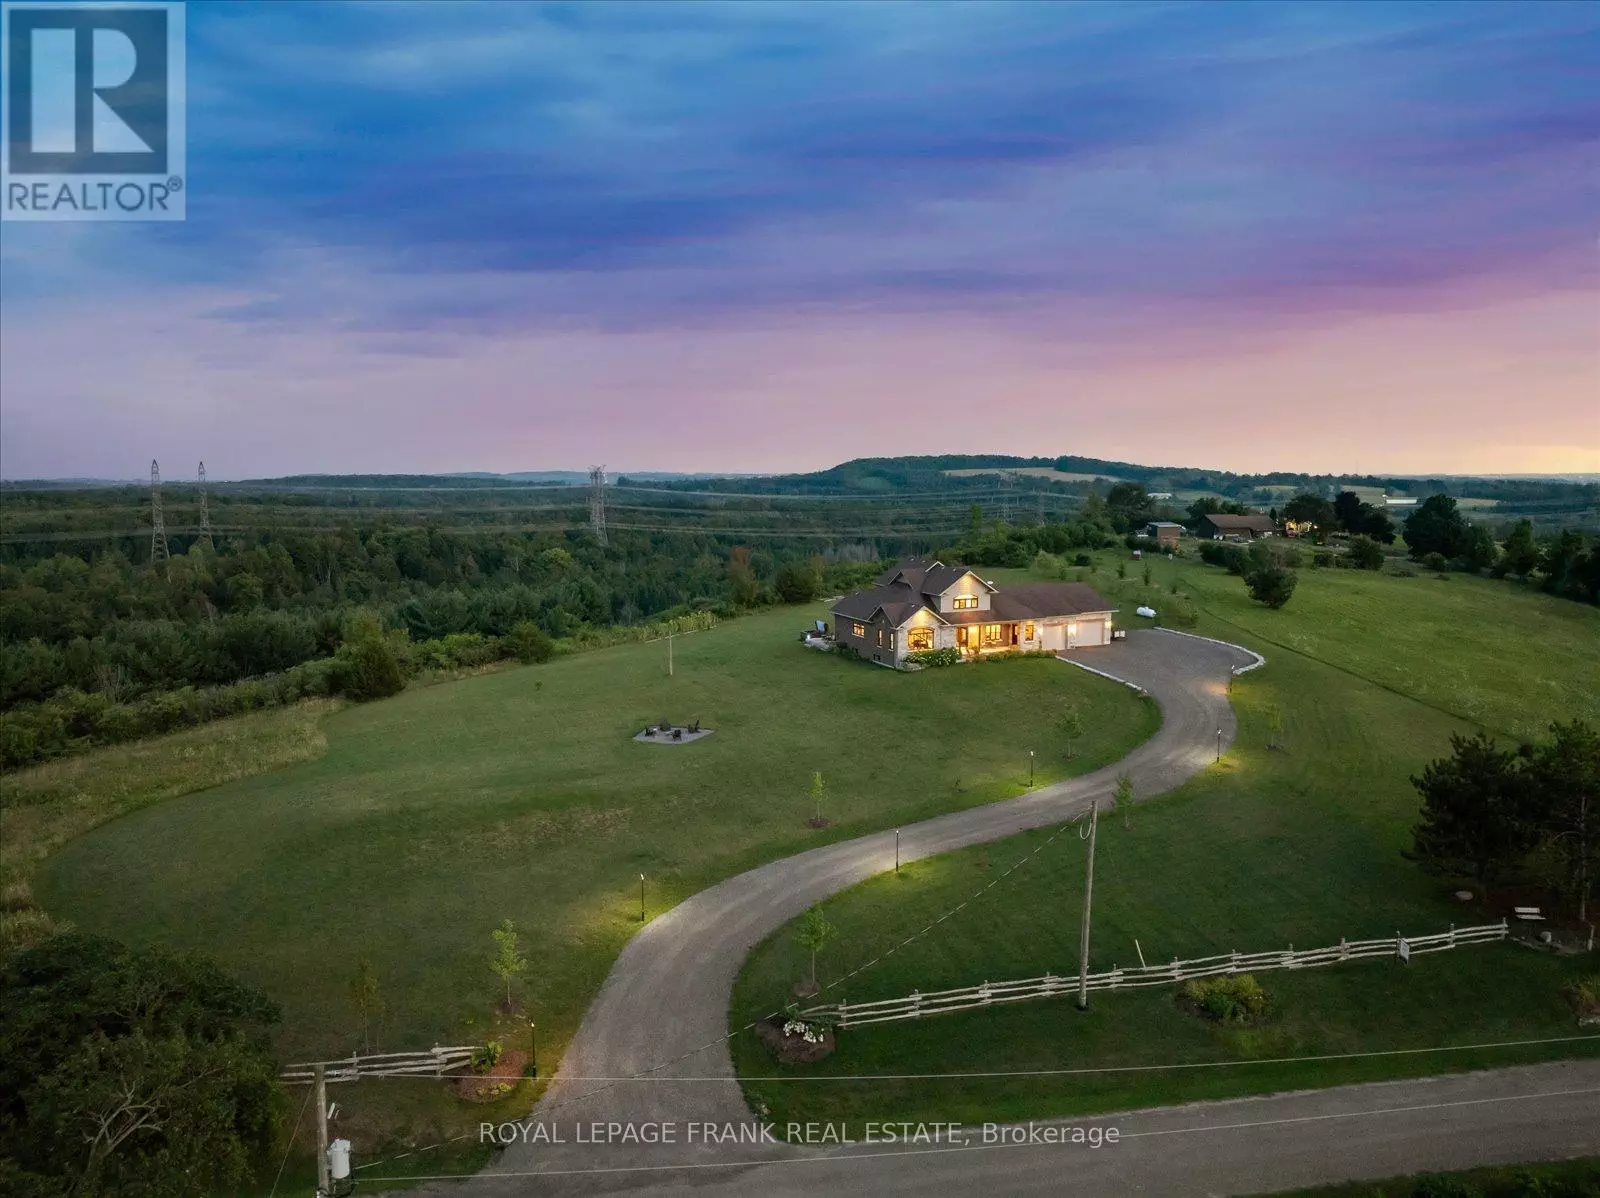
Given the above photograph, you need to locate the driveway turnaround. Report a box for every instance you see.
[407,629,1262,1195]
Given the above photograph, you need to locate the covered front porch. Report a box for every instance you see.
[903,620,1039,658]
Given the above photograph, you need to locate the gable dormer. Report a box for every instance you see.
[933,569,994,614]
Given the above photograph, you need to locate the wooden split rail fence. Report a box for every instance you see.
[280,1045,479,1085]
[800,921,1509,1029]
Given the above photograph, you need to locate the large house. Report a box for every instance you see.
[831,557,1117,668]
[1197,512,1277,541]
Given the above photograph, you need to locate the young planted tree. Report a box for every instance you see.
[1408,733,1538,891]
[489,918,530,1012]
[795,905,836,995]
[808,770,828,826]
[1111,773,1134,828]
[350,957,384,1053]
[1059,703,1084,760]
[1266,704,1285,750]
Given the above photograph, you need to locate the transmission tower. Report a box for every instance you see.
[588,465,608,547]
[1000,471,1016,523]
[197,461,215,549]
[149,459,170,569]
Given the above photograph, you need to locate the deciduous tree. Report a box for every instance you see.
[796,905,836,993]
[489,919,529,1012]
[0,934,282,1197]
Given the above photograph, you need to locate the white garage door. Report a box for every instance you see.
[1040,622,1066,651]
[1071,619,1103,647]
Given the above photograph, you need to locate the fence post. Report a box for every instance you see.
[1449,924,1456,947]
[1339,937,1348,961]
[1170,957,1181,982]
[980,981,991,1005]
[432,1044,444,1077]
[911,989,922,1018]
[1230,950,1239,973]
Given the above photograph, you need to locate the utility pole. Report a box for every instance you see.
[149,459,169,571]
[196,461,214,549]
[314,1062,330,1197]
[1077,801,1099,1011]
[588,465,608,547]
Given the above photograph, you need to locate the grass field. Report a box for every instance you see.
[1278,1157,1600,1196]
[731,556,1600,1134]
[33,600,1156,1165]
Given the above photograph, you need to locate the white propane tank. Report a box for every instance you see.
[328,1139,352,1181]
[1135,605,1156,618]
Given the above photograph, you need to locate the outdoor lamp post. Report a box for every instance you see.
[895,829,900,875]
[1029,748,1036,788]
[638,873,645,923]
[1216,727,1222,762]
[529,1021,538,1078]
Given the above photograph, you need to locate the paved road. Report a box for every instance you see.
[420,629,1255,1195]
[460,1059,1600,1196]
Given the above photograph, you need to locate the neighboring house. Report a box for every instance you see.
[1197,513,1277,541]
[831,557,1116,668]
[1143,521,1184,548]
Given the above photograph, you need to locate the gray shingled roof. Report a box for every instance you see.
[832,560,1113,628]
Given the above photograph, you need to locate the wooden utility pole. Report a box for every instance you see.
[314,1062,330,1196]
[1077,802,1099,1010]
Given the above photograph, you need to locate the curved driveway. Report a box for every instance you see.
[472,629,1255,1193]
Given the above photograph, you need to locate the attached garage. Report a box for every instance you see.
[1069,618,1106,648]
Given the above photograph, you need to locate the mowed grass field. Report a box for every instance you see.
[33,600,1155,1161]
[731,557,1600,1134]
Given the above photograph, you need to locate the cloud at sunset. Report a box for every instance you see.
[3,1,1596,478]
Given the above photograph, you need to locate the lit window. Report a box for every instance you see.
[952,595,978,610]
[889,632,896,649]
[852,622,865,637]
[981,623,1005,646]
[876,628,884,646]
[1024,622,1035,641]
[908,628,934,651]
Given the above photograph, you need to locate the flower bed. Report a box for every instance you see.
[454,1048,530,1102]
[755,1016,836,1064]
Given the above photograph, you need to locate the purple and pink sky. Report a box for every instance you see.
[2,1,1597,480]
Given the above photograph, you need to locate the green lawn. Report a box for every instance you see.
[35,600,1156,1161]
[731,559,1600,1135]
[1277,1156,1600,1196]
